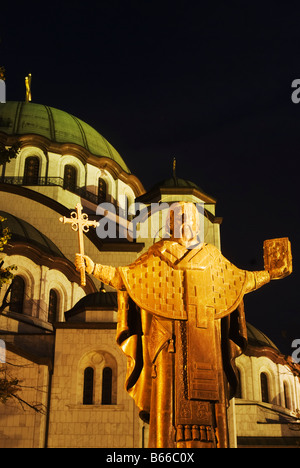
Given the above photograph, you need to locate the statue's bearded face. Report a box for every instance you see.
[167,203,200,245]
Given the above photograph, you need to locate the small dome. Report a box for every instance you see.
[0,211,64,258]
[69,291,117,311]
[246,322,280,352]
[0,101,130,173]
[137,174,217,205]
[65,291,118,321]
[153,176,202,190]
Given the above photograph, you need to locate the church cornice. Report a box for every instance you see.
[2,340,53,369]
[244,343,300,377]
[0,184,145,253]
[136,186,218,206]
[54,322,117,330]
[0,132,145,197]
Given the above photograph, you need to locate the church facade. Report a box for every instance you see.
[0,101,299,448]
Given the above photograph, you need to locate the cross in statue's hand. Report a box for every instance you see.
[60,203,99,286]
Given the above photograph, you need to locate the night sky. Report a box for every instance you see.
[1,1,299,354]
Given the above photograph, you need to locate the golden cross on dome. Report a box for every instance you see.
[59,203,99,286]
[173,157,176,177]
[25,73,32,102]
[0,67,5,81]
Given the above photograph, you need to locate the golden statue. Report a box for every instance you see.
[75,202,292,448]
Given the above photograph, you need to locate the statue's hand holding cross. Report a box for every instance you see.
[59,203,99,286]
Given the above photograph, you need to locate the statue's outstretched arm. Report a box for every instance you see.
[93,263,124,290]
[245,237,292,294]
[75,254,125,290]
[245,270,271,294]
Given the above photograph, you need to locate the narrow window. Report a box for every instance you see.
[24,157,39,185]
[260,373,270,403]
[83,367,94,405]
[9,276,25,314]
[102,367,112,405]
[283,382,292,410]
[48,289,58,323]
[63,165,77,192]
[98,178,107,204]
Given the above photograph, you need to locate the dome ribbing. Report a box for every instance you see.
[0,101,130,173]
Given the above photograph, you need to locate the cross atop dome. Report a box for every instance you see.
[25,74,32,102]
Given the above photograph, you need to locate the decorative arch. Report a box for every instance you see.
[59,155,86,187]
[9,275,25,314]
[77,350,117,405]
[98,177,108,203]
[44,272,70,322]
[16,146,47,179]
[257,364,278,405]
[48,289,59,324]
[6,262,35,317]
[63,164,77,191]
[84,167,116,207]
[283,380,293,410]
[24,156,40,185]
[260,372,270,403]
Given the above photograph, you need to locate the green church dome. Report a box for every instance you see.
[0,101,130,173]
[153,176,202,190]
[246,322,280,352]
[0,210,65,258]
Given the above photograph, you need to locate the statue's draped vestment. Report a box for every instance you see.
[116,241,254,448]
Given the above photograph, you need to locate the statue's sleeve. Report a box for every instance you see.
[207,243,271,296]
[245,270,271,294]
[93,264,125,290]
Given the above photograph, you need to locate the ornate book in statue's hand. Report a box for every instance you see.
[264,237,292,279]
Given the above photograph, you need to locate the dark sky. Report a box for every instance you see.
[1,1,299,354]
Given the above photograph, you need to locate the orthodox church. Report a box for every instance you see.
[0,97,299,448]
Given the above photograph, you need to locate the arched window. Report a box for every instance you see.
[48,289,58,323]
[9,276,25,314]
[260,372,270,403]
[24,157,39,185]
[102,367,112,405]
[78,352,117,406]
[98,178,107,204]
[63,165,77,192]
[83,367,94,405]
[283,381,292,410]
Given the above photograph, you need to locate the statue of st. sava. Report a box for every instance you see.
[75,202,292,448]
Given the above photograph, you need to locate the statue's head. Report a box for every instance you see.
[166,202,200,247]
